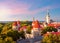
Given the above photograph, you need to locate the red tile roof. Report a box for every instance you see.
[48,23,60,28]
[12,21,20,26]
[20,26,27,31]
[32,20,41,28]
[51,32,60,35]
[44,32,60,36]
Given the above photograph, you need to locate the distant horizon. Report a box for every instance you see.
[0,20,60,23]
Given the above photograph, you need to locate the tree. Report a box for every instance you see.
[41,26,57,35]
[7,30,20,41]
[0,38,5,43]
[42,33,60,43]
[1,34,6,40]
[4,37,16,43]
[0,23,3,33]
[19,30,25,39]
[42,33,52,43]
[1,25,9,34]
[26,25,32,34]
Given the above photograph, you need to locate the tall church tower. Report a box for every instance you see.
[31,18,41,37]
[46,10,50,24]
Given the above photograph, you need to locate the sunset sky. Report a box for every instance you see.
[0,0,60,21]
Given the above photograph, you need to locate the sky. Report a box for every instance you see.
[0,0,60,21]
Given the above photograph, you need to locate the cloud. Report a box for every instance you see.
[0,0,32,15]
[0,0,59,15]
[8,5,51,15]
[0,0,60,21]
[0,0,50,15]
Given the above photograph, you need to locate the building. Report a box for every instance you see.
[31,20,41,37]
[48,22,60,32]
[12,21,20,31]
[25,18,42,39]
[20,26,27,31]
[43,10,60,32]
[45,11,51,24]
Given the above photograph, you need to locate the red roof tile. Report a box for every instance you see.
[32,20,41,28]
[20,26,27,31]
[48,23,60,28]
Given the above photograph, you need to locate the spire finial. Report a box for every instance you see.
[33,17,35,21]
[47,9,49,15]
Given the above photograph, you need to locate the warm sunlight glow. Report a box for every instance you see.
[0,6,11,15]
[0,6,12,21]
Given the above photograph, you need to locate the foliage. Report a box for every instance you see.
[0,21,32,43]
[7,30,20,41]
[41,26,57,35]
[21,21,32,27]
[42,33,60,43]
[0,37,16,43]
[0,38,5,43]
[1,25,9,34]
[4,37,16,43]
[1,34,6,40]
[26,25,32,34]
[19,30,25,39]
[0,23,3,33]
[6,22,12,29]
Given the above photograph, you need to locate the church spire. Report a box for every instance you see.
[47,9,50,17]
[33,17,35,21]
[46,9,50,24]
